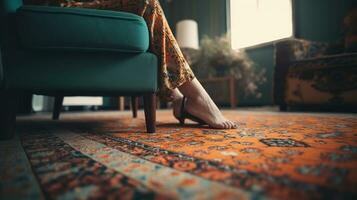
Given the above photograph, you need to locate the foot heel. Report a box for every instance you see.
[179,117,185,125]
[179,96,187,125]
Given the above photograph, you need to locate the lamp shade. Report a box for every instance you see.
[176,20,199,49]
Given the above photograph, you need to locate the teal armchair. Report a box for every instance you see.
[0,0,158,139]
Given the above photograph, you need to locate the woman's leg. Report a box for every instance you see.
[139,0,237,129]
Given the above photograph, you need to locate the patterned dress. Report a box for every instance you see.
[24,0,195,101]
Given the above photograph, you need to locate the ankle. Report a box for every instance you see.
[170,88,184,101]
[172,98,182,106]
[186,93,208,103]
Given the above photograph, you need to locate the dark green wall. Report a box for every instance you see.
[160,0,227,40]
[244,46,275,105]
[294,0,357,42]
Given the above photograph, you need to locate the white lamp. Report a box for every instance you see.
[176,20,199,49]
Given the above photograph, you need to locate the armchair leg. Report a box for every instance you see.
[0,92,17,140]
[52,96,64,120]
[143,93,156,133]
[131,96,138,118]
[279,103,288,111]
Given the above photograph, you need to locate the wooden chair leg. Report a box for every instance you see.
[118,97,125,111]
[131,96,138,118]
[279,103,288,111]
[0,92,17,140]
[143,93,156,133]
[52,96,64,120]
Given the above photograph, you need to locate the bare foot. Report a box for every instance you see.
[170,78,238,129]
[173,95,238,129]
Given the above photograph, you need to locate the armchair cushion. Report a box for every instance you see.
[16,6,149,53]
[6,52,158,94]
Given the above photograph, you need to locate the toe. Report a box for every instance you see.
[219,122,228,129]
[229,121,236,129]
[215,121,228,129]
[224,121,232,129]
[213,120,237,129]
[226,121,234,129]
[230,121,238,129]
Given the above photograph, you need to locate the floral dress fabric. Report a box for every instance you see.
[24,0,195,100]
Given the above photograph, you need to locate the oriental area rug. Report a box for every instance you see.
[0,110,356,200]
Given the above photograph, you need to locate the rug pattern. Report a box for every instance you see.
[1,111,356,200]
[21,132,166,200]
[0,138,43,200]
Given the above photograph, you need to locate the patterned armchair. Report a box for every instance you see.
[274,38,357,111]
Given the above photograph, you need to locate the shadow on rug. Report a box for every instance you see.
[1,111,356,199]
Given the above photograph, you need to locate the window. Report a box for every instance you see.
[229,0,293,49]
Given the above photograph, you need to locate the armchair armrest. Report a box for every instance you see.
[16,6,149,53]
[275,38,329,64]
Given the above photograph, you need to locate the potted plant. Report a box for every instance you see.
[189,35,266,99]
